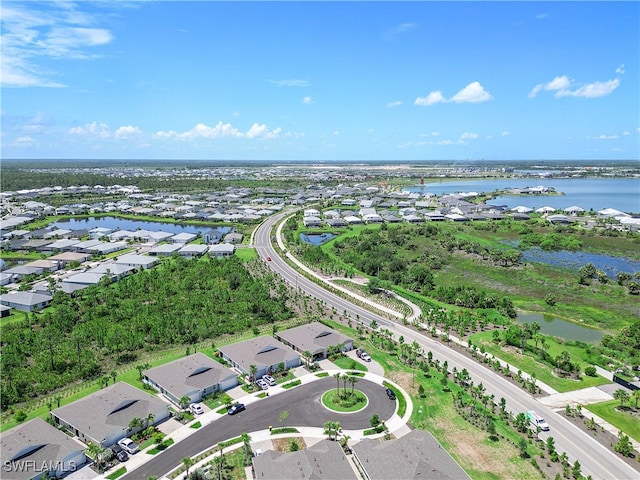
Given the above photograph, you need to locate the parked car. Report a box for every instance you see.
[256,379,269,390]
[356,349,371,362]
[111,443,129,462]
[227,403,246,415]
[385,388,396,400]
[262,374,276,386]
[118,437,139,455]
[189,403,204,415]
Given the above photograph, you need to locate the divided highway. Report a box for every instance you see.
[255,212,638,480]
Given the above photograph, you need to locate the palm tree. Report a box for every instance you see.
[110,370,118,384]
[348,376,358,395]
[249,364,258,383]
[613,388,630,408]
[146,412,155,428]
[302,350,313,368]
[182,457,194,478]
[333,372,341,394]
[180,395,191,410]
[129,417,143,433]
[633,389,640,409]
[87,443,106,472]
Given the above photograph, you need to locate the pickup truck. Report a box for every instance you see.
[526,410,550,431]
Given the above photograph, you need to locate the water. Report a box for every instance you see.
[522,247,640,278]
[300,232,337,245]
[404,178,640,214]
[517,312,604,343]
[52,217,225,235]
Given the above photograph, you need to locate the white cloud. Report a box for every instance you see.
[594,134,619,140]
[431,131,440,137]
[386,101,402,108]
[245,123,282,139]
[616,64,625,75]
[536,13,550,19]
[155,121,282,141]
[501,131,511,136]
[556,78,620,98]
[384,22,417,41]
[153,130,177,139]
[416,82,492,106]
[69,122,111,138]
[623,131,630,136]
[429,139,455,145]
[12,135,37,147]
[115,126,142,139]
[530,75,620,99]
[270,79,310,87]
[1,2,117,87]
[333,131,339,135]
[450,82,492,103]
[303,96,314,104]
[415,90,446,106]
[177,122,243,140]
[460,132,479,140]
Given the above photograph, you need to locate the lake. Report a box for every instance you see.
[517,311,604,344]
[300,232,337,245]
[52,217,227,235]
[404,178,640,214]
[521,247,640,278]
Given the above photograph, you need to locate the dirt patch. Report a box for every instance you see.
[271,437,307,453]
[386,371,418,396]
[429,416,541,479]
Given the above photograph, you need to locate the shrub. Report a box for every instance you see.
[584,366,597,377]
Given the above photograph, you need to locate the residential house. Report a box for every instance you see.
[51,382,169,448]
[1,417,87,480]
[114,254,159,269]
[0,292,53,312]
[209,244,235,257]
[351,429,471,480]
[218,335,300,379]
[178,244,209,258]
[275,322,354,361]
[143,353,238,406]
[252,439,357,480]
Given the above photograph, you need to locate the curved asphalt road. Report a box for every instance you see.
[254,211,639,480]
[122,378,394,480]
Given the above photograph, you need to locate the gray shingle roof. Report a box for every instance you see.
[275,322,353,356]
[1,418,86,480]
[252,439,357,480]
[218,335,299,372]
[143,353,237,399]
[51,382,167,446]
[351,429,471,480]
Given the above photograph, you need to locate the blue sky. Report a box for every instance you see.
[1,1,638,161]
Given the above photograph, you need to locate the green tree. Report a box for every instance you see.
[241,432,252,466]
[370,414,380,428]
[571,460,581,479]
[249,364,258,382]
[613,388,630,408]
[614,432,633,457]
[182,457,195,478]
[518,438,529,458]
[180,395,191,410]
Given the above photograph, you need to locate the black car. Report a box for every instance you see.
[227,403,246,415]
[385,388,396,400]
[111,444,129,462]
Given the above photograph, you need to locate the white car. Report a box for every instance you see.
[118,437,139,454]
[256,379,269,390]
[189,403,204,415]
[262,375,276,386]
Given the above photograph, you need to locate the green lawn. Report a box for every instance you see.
[584,400,640,443]
[469,331,610,393]
[235,247,257,261]
[106,467,127,480]
[333,355,368,372]
[321,389,367,412]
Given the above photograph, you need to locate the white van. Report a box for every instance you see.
[526,411,550,431]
